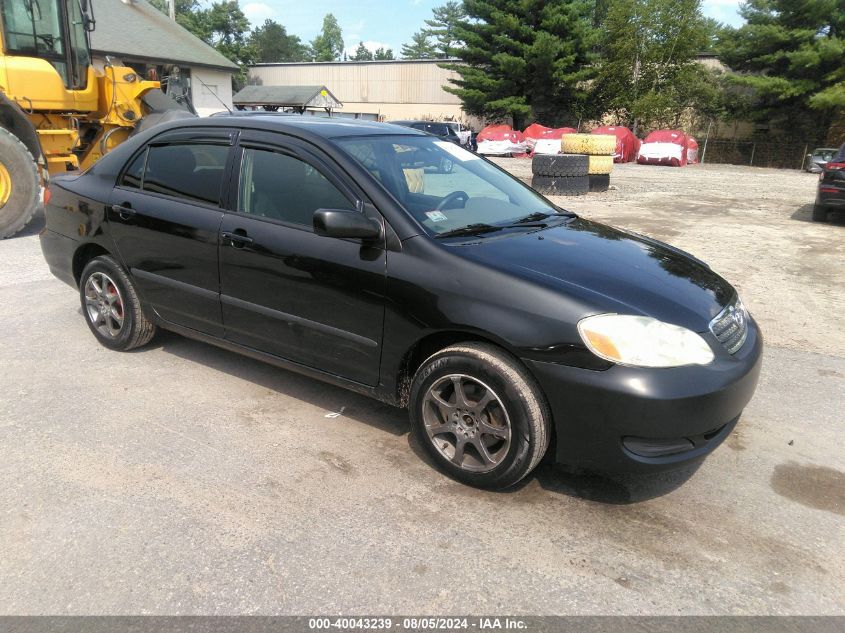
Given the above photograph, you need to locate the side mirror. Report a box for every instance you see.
[313,209,382,240]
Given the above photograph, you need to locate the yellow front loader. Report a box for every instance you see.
[0,0,192,238]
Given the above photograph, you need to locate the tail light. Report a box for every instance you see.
[826,162,845,170]
[43,187,52,206]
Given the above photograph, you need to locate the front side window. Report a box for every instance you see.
[1,0,64,55]
[238,148,350,226]
[142,143,229,204]
[337,135,557,236]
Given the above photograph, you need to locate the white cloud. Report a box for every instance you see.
[243,2,276,26]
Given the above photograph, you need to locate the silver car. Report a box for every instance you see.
[806,147,839,173]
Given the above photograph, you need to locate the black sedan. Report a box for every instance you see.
[814,143,845,222]
[40,116,762,489]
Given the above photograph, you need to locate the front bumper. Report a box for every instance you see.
[525,318,763,472]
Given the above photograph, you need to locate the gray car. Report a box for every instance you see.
[806,147,839,172]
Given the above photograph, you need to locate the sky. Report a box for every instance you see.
[239,0,746,57]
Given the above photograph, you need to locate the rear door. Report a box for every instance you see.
[108,128,236,336]
[218,131,387,386]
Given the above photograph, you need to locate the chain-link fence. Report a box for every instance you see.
[698,138,825,170]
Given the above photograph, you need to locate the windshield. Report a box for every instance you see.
[336,135,560,236]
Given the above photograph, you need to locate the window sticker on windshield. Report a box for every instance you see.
[425,211,448,222]
[434,141,480,161]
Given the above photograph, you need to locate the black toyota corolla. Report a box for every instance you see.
[40,116,762,489]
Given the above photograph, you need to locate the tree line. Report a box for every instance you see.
[152,0,845,140]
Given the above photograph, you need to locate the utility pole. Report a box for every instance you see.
[169,0,176,20]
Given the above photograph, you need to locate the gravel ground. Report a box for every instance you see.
[0,162,843,615]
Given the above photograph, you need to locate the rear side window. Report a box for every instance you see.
[142,143,229,204]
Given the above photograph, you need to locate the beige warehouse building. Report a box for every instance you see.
[248,60,481,125]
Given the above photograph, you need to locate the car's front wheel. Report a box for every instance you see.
[79,255,156,351]
[409,342,551,489]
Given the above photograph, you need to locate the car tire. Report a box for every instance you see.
[409,342,551,489]
[440,157,454,174]
[589,174,610,192]
[812,205,828,222]
[531,174,589,196]
[79,255,156,351]
[0,127,40,239]
[531,153,588,177]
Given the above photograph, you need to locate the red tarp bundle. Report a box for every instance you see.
[637,129,689,166]
[476,124,528,156]
[591,126,640,163]
[522,124,578,154]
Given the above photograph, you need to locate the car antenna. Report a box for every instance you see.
[193,74,232,114]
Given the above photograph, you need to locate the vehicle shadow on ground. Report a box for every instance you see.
[153,330,409,438]
[791,203,845,225]
[153,329,701,504]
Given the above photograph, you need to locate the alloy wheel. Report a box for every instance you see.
[84,272,125,338]
[422,373,512,473]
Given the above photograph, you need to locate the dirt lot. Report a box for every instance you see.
[0,161,843,615]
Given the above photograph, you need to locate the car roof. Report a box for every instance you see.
[152,114,426,140]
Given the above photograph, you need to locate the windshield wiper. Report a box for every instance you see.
[511,211,552,224]
[435,223,503,239]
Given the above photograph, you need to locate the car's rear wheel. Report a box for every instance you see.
[79,255,156,351]
[812,204,828,222]
[409,342,551,489]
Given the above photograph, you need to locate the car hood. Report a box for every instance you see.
[455,218,736,332]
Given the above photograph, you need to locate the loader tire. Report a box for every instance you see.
[561,133,616,156]
[589,174,610,192]
[588,155,614,175]
[531,153,588,177]
[532,174,589,196]
[0,128,40,239]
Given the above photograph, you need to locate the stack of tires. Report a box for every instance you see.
[530,154,589,196]
[561,133,616,193]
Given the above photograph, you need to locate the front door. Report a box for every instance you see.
[108,130,235,336]
[218,134,386,386]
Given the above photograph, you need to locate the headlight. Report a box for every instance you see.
[577,314,715,368]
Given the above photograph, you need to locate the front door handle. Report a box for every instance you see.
[111,204,136,220]
[221,231,254,248]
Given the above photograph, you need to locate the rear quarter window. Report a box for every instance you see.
[142,143,229,205]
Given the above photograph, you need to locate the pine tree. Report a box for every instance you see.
[401,32,437,59]
[374,47,395,60]
[444,1,598,128]
[717,0,845,139]
[350,42,374,61]
[423,1,466,57]
[311,14,344,62]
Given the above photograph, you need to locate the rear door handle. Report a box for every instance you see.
[221,231,254,247]
[111,204,136,220]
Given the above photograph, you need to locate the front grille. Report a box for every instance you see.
[709,297,749,354]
